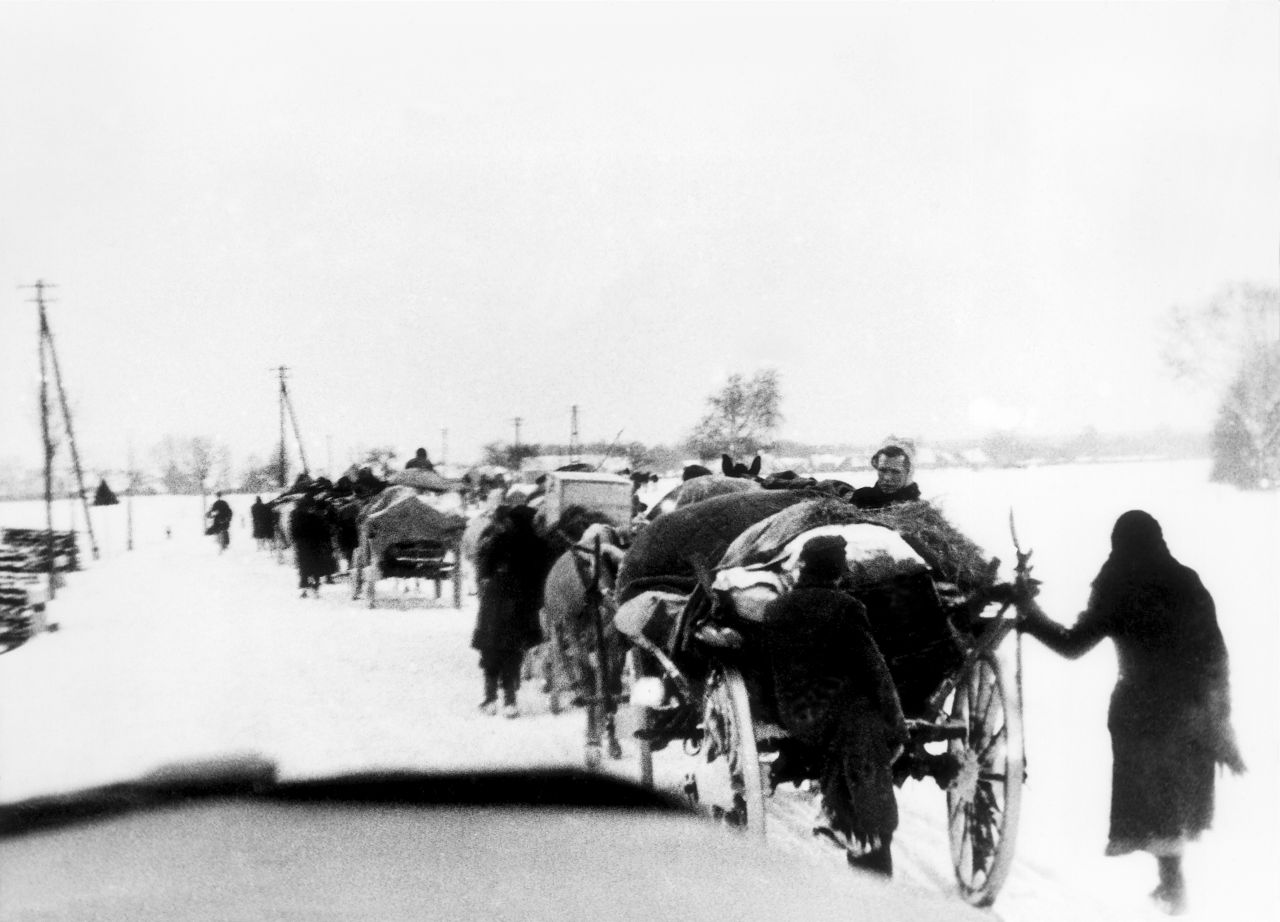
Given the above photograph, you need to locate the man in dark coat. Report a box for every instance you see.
[473,505,553,717]
[250,496,274,549]
[852,444,921,508]
[1019,510,1245,916]
[405,448,436,471]
[205,493,233,552]
[289,492,338,597]
[761,535,908,876]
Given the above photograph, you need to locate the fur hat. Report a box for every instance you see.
[798,535,849,580]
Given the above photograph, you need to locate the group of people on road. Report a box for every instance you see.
[204,441,1245,914]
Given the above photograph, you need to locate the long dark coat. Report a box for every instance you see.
[762,582,908,849]
[472,511,552,659]
[250,499,274,540]
[289,498,338,583]
[1022,510,1241,856]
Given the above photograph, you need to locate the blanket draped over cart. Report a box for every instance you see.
[716,497,1000,714]
[617,490,809,602]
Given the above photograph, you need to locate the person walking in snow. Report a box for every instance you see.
[472,504,552,718]
[205,493,233,553]
[289,490,338,598]
[250,496,274,550]
[1018,510,1245,916]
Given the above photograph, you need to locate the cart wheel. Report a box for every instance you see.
[946,650,1024,907]
[687,664,766,837]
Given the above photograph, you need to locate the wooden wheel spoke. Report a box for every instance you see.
[947,653,1023,907]
[977,668,1001,731]
[974,780,1004,821]
[976,723,1007,762]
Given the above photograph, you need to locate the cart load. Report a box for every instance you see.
[386,468,465,493]
[616,489,810,601]
[612,490,1026,907]
[351,487,468,607]
[712,497,1000,714]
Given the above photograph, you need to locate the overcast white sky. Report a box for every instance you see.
[2,1,1277,475]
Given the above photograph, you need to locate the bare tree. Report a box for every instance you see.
[239,454,279,493]
[481,441,539,471]
[361,446,399,477]
[1164,283,1280,488]
[152,435,191,494]
[685,369,783,460]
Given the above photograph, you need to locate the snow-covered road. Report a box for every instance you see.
[3,462,1277,920]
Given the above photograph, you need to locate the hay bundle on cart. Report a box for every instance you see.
[613,490,1028,907]
[713,497,999,715]
[617,492,1001,716]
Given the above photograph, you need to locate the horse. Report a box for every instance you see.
[537,522,628,765]
[721,454,763,480]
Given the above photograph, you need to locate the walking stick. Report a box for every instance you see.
[1008,509,1033,777]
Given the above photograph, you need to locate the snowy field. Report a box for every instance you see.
[2,460,1277,920]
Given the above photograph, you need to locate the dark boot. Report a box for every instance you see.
[847,841,893,878]
[1151,856,1187,915]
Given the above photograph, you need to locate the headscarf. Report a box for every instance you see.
[1091,509,1184,621]
[1108,509,1170,563]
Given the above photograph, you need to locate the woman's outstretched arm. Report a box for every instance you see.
[1018,595,1109,660]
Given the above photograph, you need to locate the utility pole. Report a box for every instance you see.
[276,365,289,488]
[272,365,311,484]
[512,417,523,448]
[22,279,99,578]
[34,284,56,599]
[440,428,448,466]
[570,405,580,463]
[44,320,97,560]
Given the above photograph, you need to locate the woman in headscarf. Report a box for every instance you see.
[1019,510,1245,916]
[472,505,553,718]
